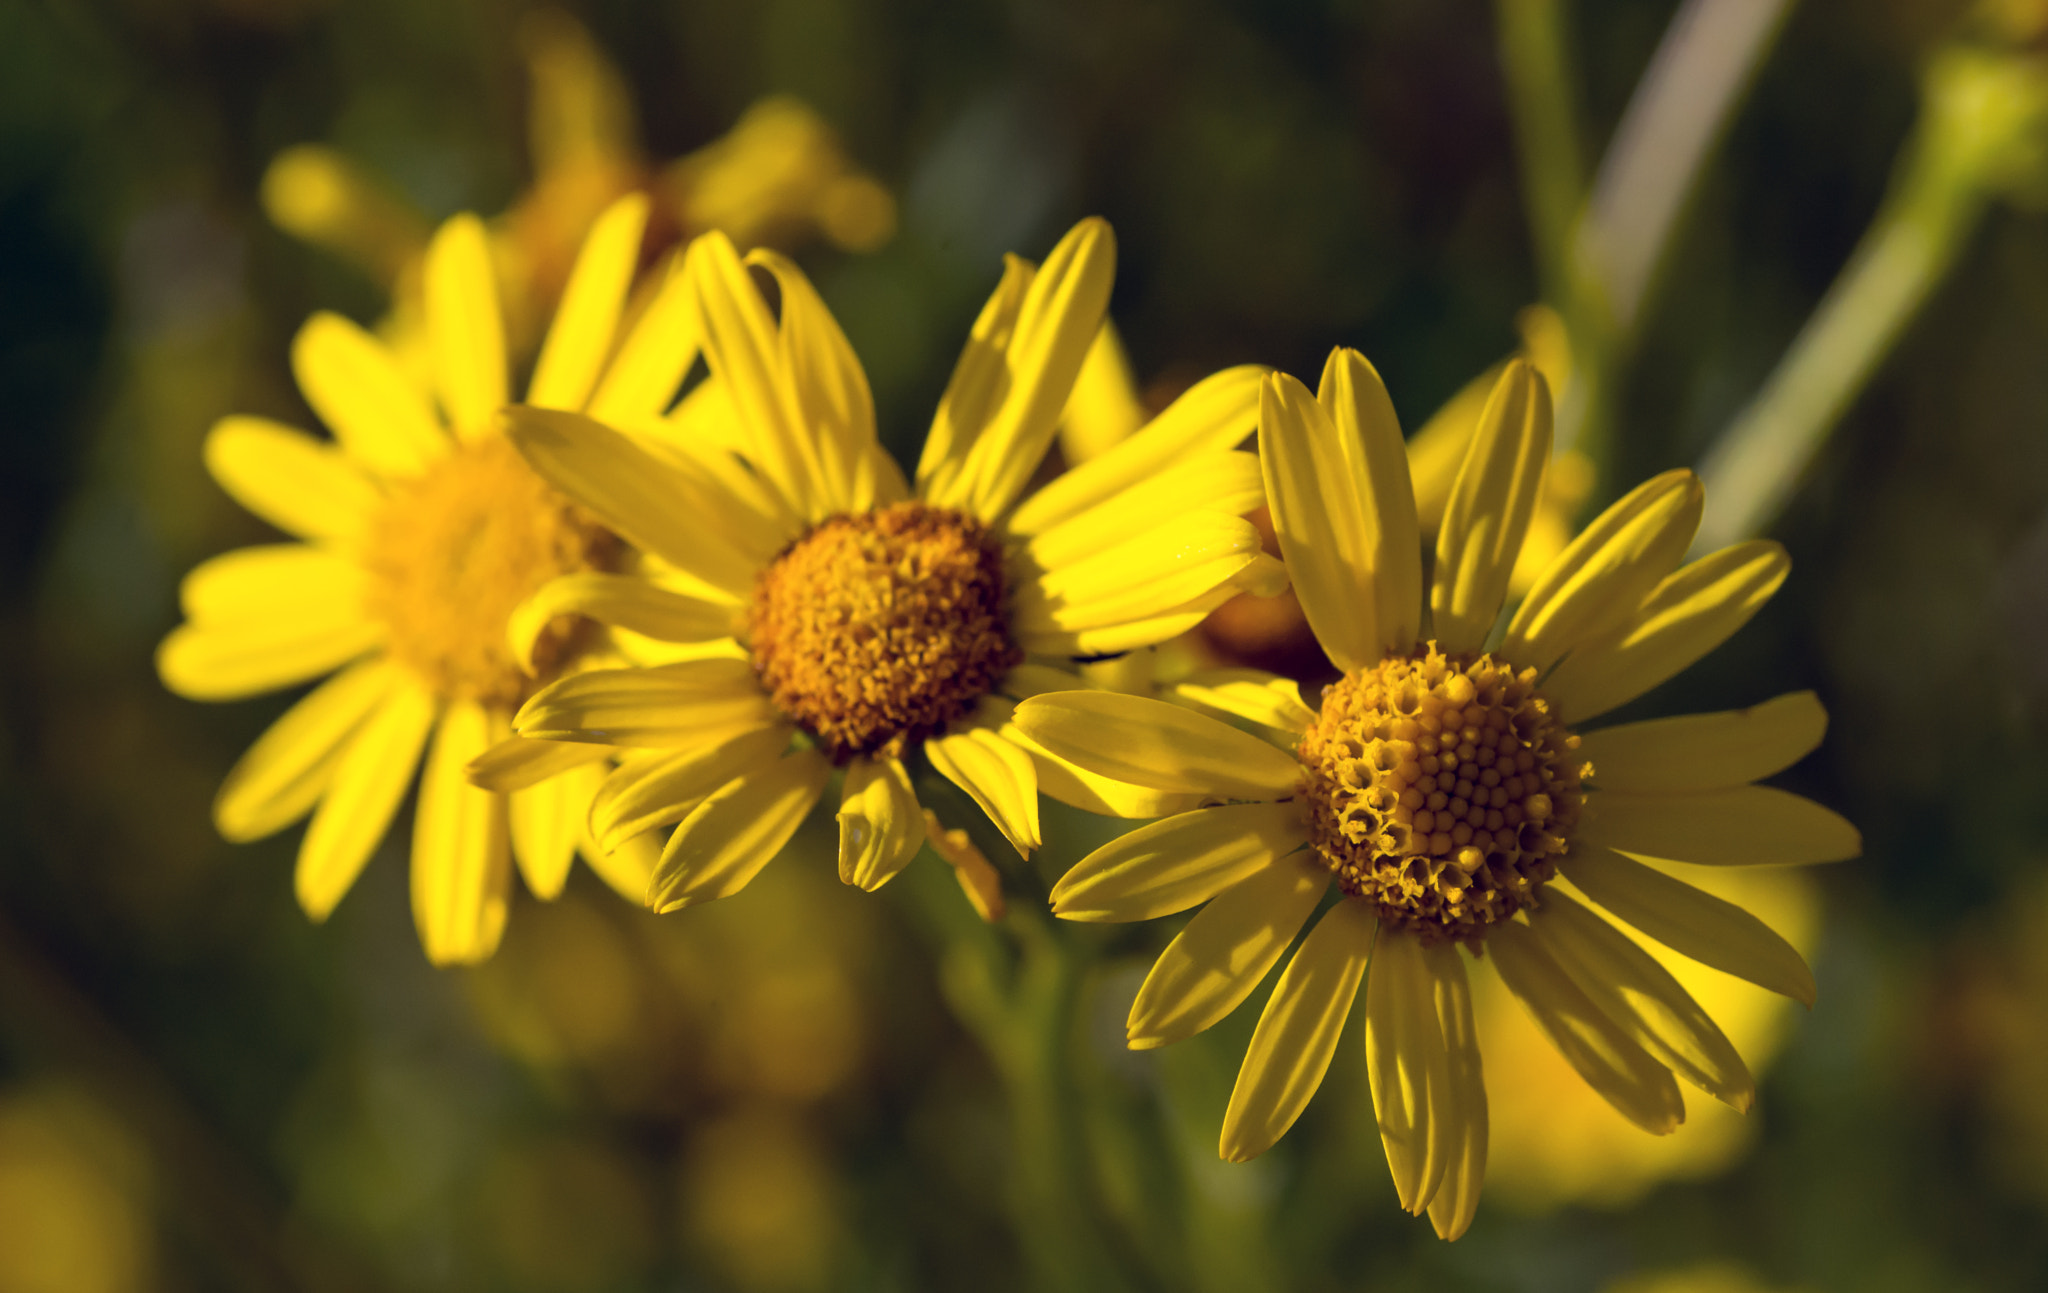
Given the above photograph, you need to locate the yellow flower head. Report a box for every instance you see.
[484,218,1288,916]
[262,11,894,374]
[158,194,703,965]
[1014,349,1859,1239]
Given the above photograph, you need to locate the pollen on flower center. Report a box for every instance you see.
[747,501,1019,763]
[363,434,618,708]
[1296,643,1588,945]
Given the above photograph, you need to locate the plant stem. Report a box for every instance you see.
[1495,0,1590,312]
[1580,0,1799,334]
[1694,44,2042,547]
[898,848,1135,1293]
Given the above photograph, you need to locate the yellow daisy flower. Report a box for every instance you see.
[263,11,892,379]
[1013,349,1859,1239]
[158,193,703,965]
[480,217,1286,914]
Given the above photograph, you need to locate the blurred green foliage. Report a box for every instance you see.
[6,0,2048,1290]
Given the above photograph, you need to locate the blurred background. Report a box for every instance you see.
[6,0,2048,1289]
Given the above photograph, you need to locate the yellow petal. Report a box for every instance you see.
[1421,941,1487,1241]
[1015,556,1287,658]
[1531,889,1754,1109]
[642,391,807,551]
[204,416,382,545]
[1219,898,1376,1162]
[1315,348,1423,649]
[157,616,383,702]
[924,809,1007,922]
[1024,452,1266,572]
[1258,362,1413,671]
[465,732,610,794]
[686,230,832,519]
[515,658,779,747]
[1559,846,1817,1006]
[1007,727,1206,819]
[925,726,1041,858]
[1011,691,1301,800]
[215,658,395,842]
[1543,540,1790,723]
[1056,318,1146,465]
[503,405,772,597]
[527,193,649,411]
[291,312,447,479]
[582,827,660,905]
[177,544,364,624]
[509,573,737,675]
[1164,669,1317,736]
[517,759,607,901]
[411,700,512,965]
[1486,919,1684,1134]
[1501,468,1702,672]
[1581,785,1861,867]
[1048,801,1303,922]
[1010,364,1266,535]
[1126,855,1329,1049]
[1431,360,1552,652]
[648,750,831,912]
[747,249,904,511]
[918,256,1032,506]
[591,724,790,852]
[1407,361,1503,535]
[1578,691,1828,794]
[585,251,701,427]
[1366,929,1454,1215]
[424,214,508,439]
[296,680,437,921]
[837,757,924,890]
[1016,512,1284,634]
[941,218,1117,521]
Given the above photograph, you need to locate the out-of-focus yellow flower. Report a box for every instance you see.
[1478,863,1820,1209]
[469,893,647,1074]
[468,830,883,1113]
[1603,1260,1813,1293]
[680,1108,843,1292]
[0,1088,153,1293]
[262,9,895,372]
[1017,352,1856,1239]
[484,218,1283,916]
[158,195,699,964]
[661,96,897,259]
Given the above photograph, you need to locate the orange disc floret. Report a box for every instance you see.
[363,434,617,707]
[747,501,1019,762]
[1296,643,1587,945]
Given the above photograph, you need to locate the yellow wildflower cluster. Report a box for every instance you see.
[162,35,1857,1244]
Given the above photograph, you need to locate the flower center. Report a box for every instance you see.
[1295,643,1587,945]
[363,434,618,708]
[747,501,1019,763]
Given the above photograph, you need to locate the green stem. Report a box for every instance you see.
[1580,0,1799,334]
[1694,41,2048,545]
[1694,123,1987,549]
[1495,0,1590,310]
[897,849,1135,1293]
[1493,0,1622,486]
